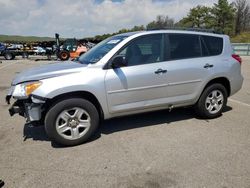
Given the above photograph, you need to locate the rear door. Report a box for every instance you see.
[162,33,214,104]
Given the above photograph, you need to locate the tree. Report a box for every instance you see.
[130,25,145,32]
[117,25,145,34]
[242,4,250,30]
[93,25,145,41]
[233,0,250,34]
[211,0,236,34]
[146,15,174,30]
[177,6,213,28]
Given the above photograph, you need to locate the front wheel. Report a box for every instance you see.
[59,50,70,61]
[45,98,99,146]
[195,83,227,119]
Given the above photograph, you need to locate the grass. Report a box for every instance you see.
[231,32,250,43]
[0,34,55,43]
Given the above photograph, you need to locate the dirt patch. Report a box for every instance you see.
[0,86,9,91]
[115,171,178,188]
[0,131,7,141]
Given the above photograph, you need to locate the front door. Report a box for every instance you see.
[104,34,169,114]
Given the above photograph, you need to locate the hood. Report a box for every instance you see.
[12,61,86,85]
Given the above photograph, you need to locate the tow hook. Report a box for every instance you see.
[0,179,5,188]
[6,95,11,104]
[9,105,21,116]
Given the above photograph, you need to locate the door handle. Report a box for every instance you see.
[204,63,214,69]
[155,68,167,74]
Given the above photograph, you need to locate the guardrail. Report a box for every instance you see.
[232,43,250,56]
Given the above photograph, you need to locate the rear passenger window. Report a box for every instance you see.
[201,36,223,56]
[168,34,201,60]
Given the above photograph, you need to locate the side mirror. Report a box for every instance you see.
[111,55,127,68]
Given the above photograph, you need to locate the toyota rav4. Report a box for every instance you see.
[6,30,243,146]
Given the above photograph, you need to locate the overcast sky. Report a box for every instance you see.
[0,0,221,38]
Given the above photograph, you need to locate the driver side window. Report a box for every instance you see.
[116,34,164,67]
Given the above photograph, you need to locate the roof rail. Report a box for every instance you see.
[146,27,223,34]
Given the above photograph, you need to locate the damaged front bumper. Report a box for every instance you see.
[9,100,24,116]
[6,94,46,122]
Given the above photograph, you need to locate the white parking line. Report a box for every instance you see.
[229,98,250,108]
[0,61,18,70]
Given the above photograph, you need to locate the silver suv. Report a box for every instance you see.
[6,30,243,146]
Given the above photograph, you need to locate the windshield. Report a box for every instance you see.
[78,35,127,64]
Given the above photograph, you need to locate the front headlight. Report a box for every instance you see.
[25,81,42,96]
[12,81,42,98]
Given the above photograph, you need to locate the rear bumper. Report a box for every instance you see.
[230,74,244,96]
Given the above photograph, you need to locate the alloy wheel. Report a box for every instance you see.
[205,90,224,114]
[56,107,91,140]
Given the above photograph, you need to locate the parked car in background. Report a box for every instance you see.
[7,44,23,49]
[0,43,5,51]
[33,46,46,55]
[0,43,25,60]
[6,29,243,146]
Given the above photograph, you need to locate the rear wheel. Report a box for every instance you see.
[45,98,99,146]
[59,50,70,61]
[195,83,227,119]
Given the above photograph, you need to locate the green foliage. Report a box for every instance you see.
[93,25,145,41]
[0,34,55,43]
[233,0,250,35]
[177,6,213,28]
[93,15,175,41]
[146,15,174,29]
[211,0,236,35]
[177,0,236,35]
[1,0,249,44]
[231,32,250,42]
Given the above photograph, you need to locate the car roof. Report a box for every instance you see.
[116,30,225,38]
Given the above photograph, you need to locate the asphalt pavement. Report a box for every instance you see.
[0,56,249,188]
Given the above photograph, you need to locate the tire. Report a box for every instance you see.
[195,83,227,119]
[47,54,52,60]
[22,52,29,59]
[59,50,70,61]
[4,52,13,60]
[45,98,99,146]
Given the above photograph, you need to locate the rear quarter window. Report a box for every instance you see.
[201,35,223,56]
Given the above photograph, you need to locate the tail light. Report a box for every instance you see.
[232,54,242,65]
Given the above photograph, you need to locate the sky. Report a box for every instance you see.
[0,0,220,38]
